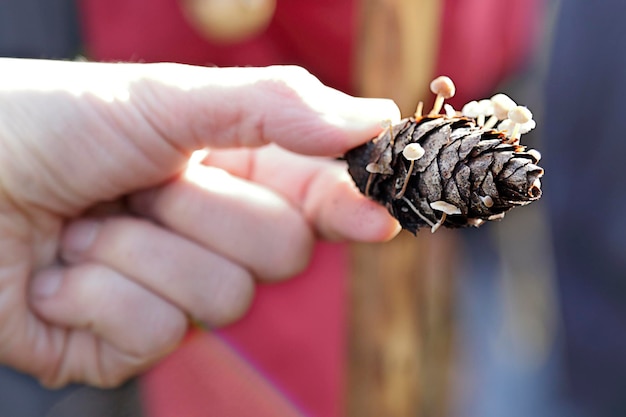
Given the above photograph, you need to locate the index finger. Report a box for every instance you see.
[195,146,401,242]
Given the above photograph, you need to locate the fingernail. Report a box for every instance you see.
[363,97,402,120]
[62,219,100,262]
[344,97,402,126]
[32,269,63,299]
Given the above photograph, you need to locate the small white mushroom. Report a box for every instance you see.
[365,161,392,196]
[462,99,494,126]
[430,200,462,215]
[444,103,457,117]
[477,99,494,126]
[498,118,535,141]
[395,143,425,199]
[375,119,397,147]
[461,100,481,118]
[492,94,517,119]
[429,76,456,116]
[403,143,426,160]
[366,162,386,174]
[429,200,461,233]
[480,195,494,208]
[484,93,516,129]
[508,106,534,143]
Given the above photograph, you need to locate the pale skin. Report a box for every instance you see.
[0,59,401,388]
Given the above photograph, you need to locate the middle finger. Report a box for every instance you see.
[128,163,315,281]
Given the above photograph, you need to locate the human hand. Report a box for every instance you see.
[0,59,400,387]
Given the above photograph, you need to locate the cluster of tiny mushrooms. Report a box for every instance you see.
[365,75,540,233]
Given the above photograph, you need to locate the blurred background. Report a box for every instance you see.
[1,0,625,416]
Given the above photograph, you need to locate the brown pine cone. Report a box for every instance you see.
[345,81,543,234]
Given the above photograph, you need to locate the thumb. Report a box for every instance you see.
[141,63,402,155]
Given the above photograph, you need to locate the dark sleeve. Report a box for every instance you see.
[544,1,626,415]
[0,0,80,58]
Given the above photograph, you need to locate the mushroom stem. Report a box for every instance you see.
[395,143,425,199]
[483,117,495,129]
[509,125,522,143]
[401,197,435,227]
[365,161,392,196]
[414,101,424,119]
[431,95,445,116]
[429,200,461,233]
[395,160,415,199]
[383,119,395,147]
[477,99,493,126]
[508,106,533,143]
[431,213,447,233]
[483,115,498,129]
[365,173,374,196]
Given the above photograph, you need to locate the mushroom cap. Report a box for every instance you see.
[463,99,494,119]
[508,106,533,124]
[480,195,494,208]
[478,99,494,116]
[402,143,425,160]
[444,103,457,117]
[461,100,481,118]
[491,93,516,119]
[366,162,386,174]
[429,200,462,215]
[430,76,456,99]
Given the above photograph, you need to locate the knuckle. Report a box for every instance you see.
[262,218,315,281]
[268,65,316,85]
[38,375,70,390]
[260,65,320,101]
[92,217,143,252]
[36,362,72,390]
[255,212,315,281]
[196,267,255,327]
[140,312,188,356]
[99,372,132,389]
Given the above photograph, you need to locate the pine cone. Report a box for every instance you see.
[345,78,544,234]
